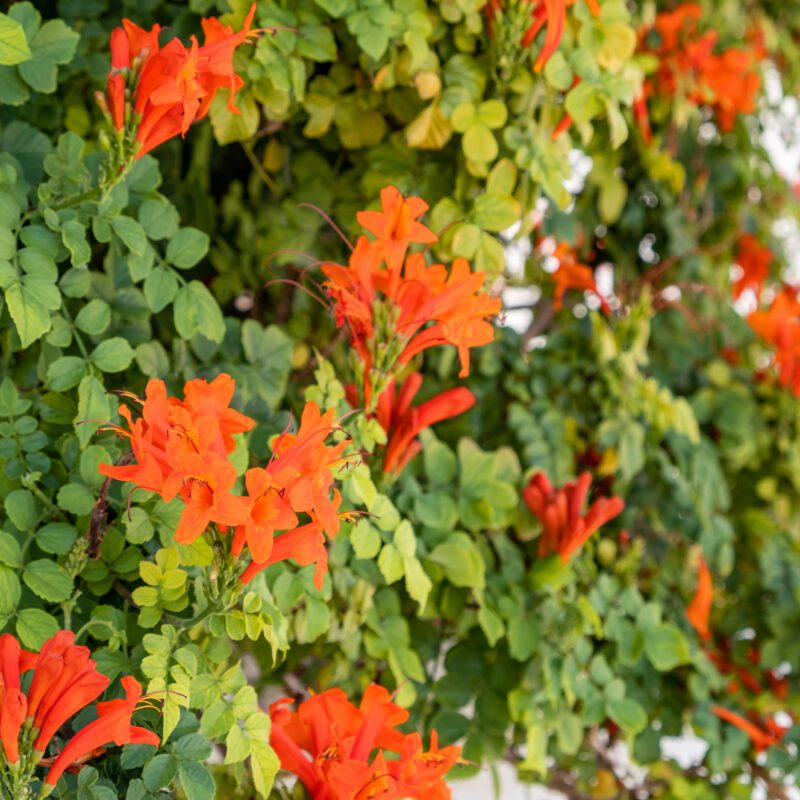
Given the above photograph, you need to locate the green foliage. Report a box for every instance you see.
[0,0,799,798]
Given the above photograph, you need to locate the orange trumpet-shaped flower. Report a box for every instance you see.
[234,403,353,585]
[523,471,624,562]
[711,705,788,753]
[637,3,762,134]
[686,555,713,642]
[748,286,800,396]
[104,4,258,158]
[357,186,438,273]
[173,456,249,545]
[0,632,158,788]
[269,685,460,800]
[322,188,501,395]
[99,374,254,512]
[732,234,772,301]
[547,242,609,312]
[45,677,159,787]
[367,373,475,476]
[486,0,600,72]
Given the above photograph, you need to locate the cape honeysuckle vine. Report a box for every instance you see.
[2,0,800,798]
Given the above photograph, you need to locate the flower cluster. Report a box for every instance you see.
[347,374,476,477]
[270,684,461,800]
[485,0,601,73]
[636,4,763,135]
[686,559,791,752]
[100,375,350,588]
[99,5,258,159]
[522,471,624,562]
[747,286,800,397]
[322,186,501,404]
[0,631,158,793]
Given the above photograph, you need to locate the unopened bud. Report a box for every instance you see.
[94,90,109,116]
[98,130,112,152]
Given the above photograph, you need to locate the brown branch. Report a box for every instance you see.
[87,452,133,558]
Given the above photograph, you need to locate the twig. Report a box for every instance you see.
[87,452,133,558]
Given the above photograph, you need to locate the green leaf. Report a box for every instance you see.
[565,82,605,124]
[556,712,583,755]
[0,13,31,66]
[166,228,210,269]
[250,736,280,798]
[471,192,520,232]
[16,608,59,649]
[378,544,404,584]
[144,267,178,313]
[644,623,691,671]
[90,337,135,373]
[76,374,111,448]
[5,488,37,530]
[428,534,485,590]
[112,216,147,256]
[75,299,111,335]
[0,565,21,615]
[23,559,73,602]
[178,762,216,800]
[174,281,225,343]
[462,123,497,163]
[0,532,22,568]
[544,52,573,91]
[143,754,179,793]
[37,522,77,555]
[508,616,540,661]
[606,698,648,734]
[5,278,57,347]
[209,90,259,145]
[351,520,381,559]
[139,198,179,241]
[57,482,95,515]
[477,605,504,646]
[46,355,85,390]
[61,220,91,266]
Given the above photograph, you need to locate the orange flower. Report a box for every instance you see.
[100,376,255,545]
[357,186,438,274]
[638,3,762,133]
[522,471,624,562]
[173,455,249,545]
[711,705,788,753]
[0,632,158,789]
[366,373,475,476]
[269,685,460,800]
[45,676,159,787]
[547,242,609,311]
[104,4,258,157]
[234,402,353,585]
[486,0,601,72]
[748,286,800,396]
[732,235,772,301]
[323,188,500,398]
[686,555,713,642]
